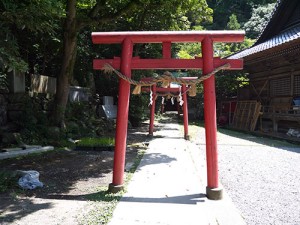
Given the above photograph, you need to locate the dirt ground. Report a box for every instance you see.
[0,122,150,225]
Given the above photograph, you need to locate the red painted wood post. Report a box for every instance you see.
[176,101,180,117]
[162,42,171,58]
[109,38,133,193]
[149,84,156,136]
[182,85,189,140]
[202,37,223,200]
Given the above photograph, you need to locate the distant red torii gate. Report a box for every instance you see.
[92,31,244,200]
[141,78,197,139]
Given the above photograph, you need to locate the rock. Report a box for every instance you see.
[47,126,61,140]
[1,132,22,145]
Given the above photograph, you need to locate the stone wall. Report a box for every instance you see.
[0,92,54,147]
[0,91,8,126]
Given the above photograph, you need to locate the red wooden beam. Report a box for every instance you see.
[92,31,245,44]
[142,87,180,93]
[140,77,198,82]
[94,58,243,70]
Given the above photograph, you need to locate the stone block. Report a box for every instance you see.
[100,105,117,119]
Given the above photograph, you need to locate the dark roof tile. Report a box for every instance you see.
[229,24,300,59]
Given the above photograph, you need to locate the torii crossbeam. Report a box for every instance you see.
[92,31,244,200]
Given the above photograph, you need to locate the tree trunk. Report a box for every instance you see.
[52,0,77,127]
[51,0,141,127]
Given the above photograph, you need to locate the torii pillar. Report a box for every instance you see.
[108,38,133,191]
[182,84,189,140]
[202,37,221,199]
[149,84,156,136]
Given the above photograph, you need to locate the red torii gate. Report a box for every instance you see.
[92,31,244,200]
[141,79,195,139]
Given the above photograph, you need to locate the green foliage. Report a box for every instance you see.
[0,72,7,90]
[177,43,202,59]
[206,0,276,30]
[16,95,53,145]
[0,171,18,193]
[227,14,241,30]
[110,0,212,31]
[177,32,254,100]
[0,25,28,74]
[0,0,277,129]
[65,101,108,138]
[243,3,276,39]
[129,94,149,127]
[215,71,247,99]
[0,0,63,76]
[214,38,255,58]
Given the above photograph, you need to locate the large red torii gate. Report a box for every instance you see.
[92,31,244,200]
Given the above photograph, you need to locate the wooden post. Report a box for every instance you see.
[202,37,223,200]
[182,85,189,140]
[162,42,172,59]
[149,84,157,136]
[109,38,133,193]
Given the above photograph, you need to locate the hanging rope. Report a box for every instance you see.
[102,62,230,96]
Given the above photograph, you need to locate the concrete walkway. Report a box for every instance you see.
[108,121,246,225]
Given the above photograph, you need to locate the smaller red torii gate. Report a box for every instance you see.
[141,77,197,139]
[92,31,244,200]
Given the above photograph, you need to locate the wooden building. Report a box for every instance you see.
[229,0,300,139]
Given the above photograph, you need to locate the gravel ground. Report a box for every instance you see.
[190,125,300,225]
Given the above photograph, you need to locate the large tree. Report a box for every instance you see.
[1,0,212,127]
[52,0,143,127]
[52,0,212,127]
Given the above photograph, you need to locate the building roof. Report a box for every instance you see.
[229,0,300,59]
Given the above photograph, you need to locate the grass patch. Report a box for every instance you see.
[77,137,115,147]
[78,186,124,225]
[79,149,145,225]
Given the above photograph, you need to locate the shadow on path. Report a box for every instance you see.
[121,193,206,205]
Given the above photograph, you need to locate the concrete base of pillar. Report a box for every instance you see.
[184,134,190,140]
[108,183,124,193]
[206,186,223,200]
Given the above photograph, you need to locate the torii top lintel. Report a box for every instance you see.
[92,31,245,70]
[92,30,245,44]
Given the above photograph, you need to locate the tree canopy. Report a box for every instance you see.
[206,0,276,29]
[0,0,278,127]
[244,3,276,39]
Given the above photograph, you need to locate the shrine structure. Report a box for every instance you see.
[92,31,244,200]
[140,78,196,139]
